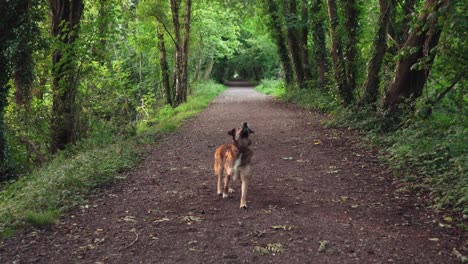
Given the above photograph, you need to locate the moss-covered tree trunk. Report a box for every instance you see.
[0,31,10,177]
[181,0,191,102]
[311,0,330,90]
[341,0,359,91]
[383,0,449,110]
[264,0,294,87]
[300,0,312,82]
[285,0,305,88]
[203,58,215,81]
[49,0,84,153]
[360,0,392,106]
[157,22,173,106]
[169,0,183,107]
[327,0,352,104]
[13,0,34,107]
[401,0,416,44]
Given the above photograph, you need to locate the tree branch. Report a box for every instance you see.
[156,18,177,47]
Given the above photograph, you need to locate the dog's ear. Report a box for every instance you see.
[227,128,236,137]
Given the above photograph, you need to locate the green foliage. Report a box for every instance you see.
[256,79,338,112]
[0,80,224,237]
[25,210,58,227]
[255,79,286,97]
[330,108,468,212]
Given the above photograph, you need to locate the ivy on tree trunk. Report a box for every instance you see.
[49,0,85,153]
[383,0,449,111]
[360,0,393,106]
[264,0,294,88]
[327,0,353,105]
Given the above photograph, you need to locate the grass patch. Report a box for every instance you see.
[0,81,225,238]
[255,79,337,112]
[25,210,58,228]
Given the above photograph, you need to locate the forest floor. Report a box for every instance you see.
[0,83,466,263]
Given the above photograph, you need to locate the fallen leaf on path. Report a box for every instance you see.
[253,246,270,255]
[318,240,329,252]
[251,230,266,237]
[271,225,293,231]
[452,248,468,263]
[154,217,170,223]
[443,216,453,222]
[313,139,322,145]
[123,216,137,223]
[181,215,202,224]
[254,243,285,255]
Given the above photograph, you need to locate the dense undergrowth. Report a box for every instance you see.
[0,81,224,239]
[256,79,467,215]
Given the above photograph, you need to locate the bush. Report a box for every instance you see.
[330,108,468,213]
[0,81,225,238]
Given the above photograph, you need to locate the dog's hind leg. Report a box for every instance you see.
[214,159,223,196]
[239,165,251,209]
[222,168,232,198]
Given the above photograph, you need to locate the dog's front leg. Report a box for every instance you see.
[239,166,250,209]
[223,169,231,198]
[217,172,223,196]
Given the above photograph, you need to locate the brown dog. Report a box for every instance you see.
[214,122,254,208]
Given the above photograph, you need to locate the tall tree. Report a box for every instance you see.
[400,0,416,43]
[300,0,312,82]
[0,0,37,176]
[169,0,183,106]
[169,0,191,106]
[49,0,85,153]
[310,0,330,89]
[181,0,192,102]
[383,0,449,110]
[360,0,392,106]
[285,0,306,88]
[327,0,353,104]
[264,0,294,87]
[157,23,173,106]
[12,0,36,107]
[341,0,359,91]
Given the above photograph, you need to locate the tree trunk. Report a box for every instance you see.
[49,0,84,153]
[327,0,352,104]
[342,0,359,91]
[264,0,294,87]
[401,0,415,44]
[169,0,183,106]
[13,0,34,107]
[383,0,449,110]
[157,22,173,106]
[360,0,392,106]
[300,0,312,82]
[0,46,9,177]
[194,58,202,81]
[181,0,191,102]
[203,58,214,81]
[285,0,306,88]
[310,0,330,90]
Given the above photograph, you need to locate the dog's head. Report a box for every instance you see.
[228,122,254,147]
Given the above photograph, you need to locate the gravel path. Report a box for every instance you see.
[0,85,465,263]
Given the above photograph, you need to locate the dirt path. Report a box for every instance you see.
[0,86,465,263]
